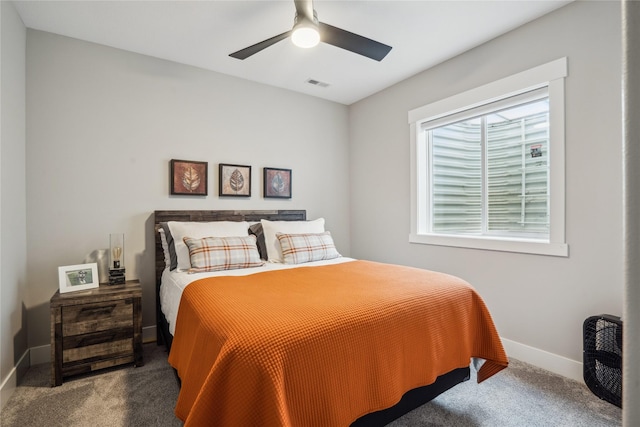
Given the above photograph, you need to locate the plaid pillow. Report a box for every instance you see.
[183,235,264,273]
[276,232,341,265]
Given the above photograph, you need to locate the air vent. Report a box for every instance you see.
[306,78,330,88]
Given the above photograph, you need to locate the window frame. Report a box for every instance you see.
[408,58,568,257]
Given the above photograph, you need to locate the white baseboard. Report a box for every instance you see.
[501,337,584,383]
[143,325,157,344]
[29,344,50,366]
[0,348,29,412]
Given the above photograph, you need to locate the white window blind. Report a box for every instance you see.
[426,90,549,239]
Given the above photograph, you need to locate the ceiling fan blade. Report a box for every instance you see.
[229,30,291,60]
[319,22,391,61]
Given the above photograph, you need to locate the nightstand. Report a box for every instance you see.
[50,280,143,386]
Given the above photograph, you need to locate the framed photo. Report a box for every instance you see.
[219,163,251,197]
[264,167,292,199]
[58,263,99,293]
[170,159,208,196]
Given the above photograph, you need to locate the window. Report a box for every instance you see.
[409,58,568,256]
[429,89,549,238]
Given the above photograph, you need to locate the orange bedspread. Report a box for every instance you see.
[168,260,508,426]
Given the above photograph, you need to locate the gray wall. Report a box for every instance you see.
[0,0,27,405]
[349,0,622,371]
[25,30,350,348]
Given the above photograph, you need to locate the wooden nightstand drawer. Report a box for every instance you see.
[62,299,133,336]
[63,333,133,363]
[50,281,143,386]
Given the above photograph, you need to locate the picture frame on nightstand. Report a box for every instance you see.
[58,263,99,293]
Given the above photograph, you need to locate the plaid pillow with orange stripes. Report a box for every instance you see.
[276,231,341,265]
[183,235,264,273]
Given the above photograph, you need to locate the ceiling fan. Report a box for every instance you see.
[229,0,392,61]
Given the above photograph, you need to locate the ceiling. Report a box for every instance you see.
[13,0,573,105]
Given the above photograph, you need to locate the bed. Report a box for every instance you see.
[154,210,508,426]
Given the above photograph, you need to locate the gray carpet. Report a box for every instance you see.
[1,343,621,426]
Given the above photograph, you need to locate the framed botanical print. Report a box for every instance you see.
[219,163,251,197]
[264,167,292,199]
[170,159,207,196]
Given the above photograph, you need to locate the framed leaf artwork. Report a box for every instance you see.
[219,163,251,197]
[170,159,208,196]
[264,167,292,199]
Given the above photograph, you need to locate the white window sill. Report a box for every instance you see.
[409,233,569,257]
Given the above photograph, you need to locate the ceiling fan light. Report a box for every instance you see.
[292,25,320,48]
[291,10,320,49]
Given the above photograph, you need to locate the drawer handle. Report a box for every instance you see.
[80,305,117,317]
[78,332,118,347]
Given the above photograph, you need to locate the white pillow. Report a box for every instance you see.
[261,218,325,263]
[167,221,250,271]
